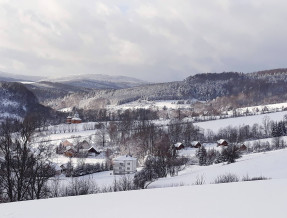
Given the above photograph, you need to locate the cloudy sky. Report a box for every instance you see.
[0,0,287,82]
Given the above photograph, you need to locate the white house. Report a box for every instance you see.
[113,155,137,175]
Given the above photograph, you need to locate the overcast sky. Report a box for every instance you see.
[1,0,287,82]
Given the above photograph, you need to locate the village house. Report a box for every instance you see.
[61,140,73,147]
[79,146,100,157]
[77,140,90,150]
[217,139,229,147]
[173,142,185,150]
[190,141,201,148]
[113,155,137,175]
[64,146,77,158]
[238,143,247,151]
[67,112,82,124]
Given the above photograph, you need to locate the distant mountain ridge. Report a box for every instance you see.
[40,68,287,110]
[0,82,58,122]
[44,74,148,89]
[0,71,44,82]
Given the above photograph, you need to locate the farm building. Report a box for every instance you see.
[190,141,201,148]
[217,139,228,147]
[79,146,100,157]
[67,112,82,124]
[61,140,73,147]
[238,144,247,151]
[113,155,137,175]
[173,142,185,150]
[77,140,91,150]
[64,146,77,158]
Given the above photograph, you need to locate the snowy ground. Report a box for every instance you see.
[1,178,286,218]
[149,148,287,188]
[195,110,287,133]
[106,99,199,111]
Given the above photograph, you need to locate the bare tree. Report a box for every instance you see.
[0,119,56,202]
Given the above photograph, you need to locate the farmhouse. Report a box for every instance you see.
[217,139,228,146]
[173,142,185,150]
[77,140,90,150]
[113,155,137,175]
[64,146,77,157]
[238,144,247,151]
[79,146,100,157]
[61,140,73,147]
[67,112,82,124]
[190,141,201,148]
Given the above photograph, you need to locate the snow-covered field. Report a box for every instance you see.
[1,178,286,218]
[107,99,198,111]
[150,148,287,188]
[195,110,287,133]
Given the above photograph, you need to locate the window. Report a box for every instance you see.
[127,163,130,165]
[127,167,130,170]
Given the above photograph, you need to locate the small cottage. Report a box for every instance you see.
[113,155,137,175]
[61,140,73,147]
[77,140,90,150]
[67,112,82,124]
[79,146,100,157]
[173,142,185,150]
[238,144,247,151]
[64,146,77,157]
[190,141,201,148]
[217,139,228,147]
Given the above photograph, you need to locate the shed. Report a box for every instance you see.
[217,139,228,147]
[190,141,201,148]
[173,142,185,150]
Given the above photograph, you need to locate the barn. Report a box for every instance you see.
[217,139,228,147]
[67,112,82,124]
[173,142,185,150]
[190,141,201,148]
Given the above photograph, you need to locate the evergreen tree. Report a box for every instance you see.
[198,146,207,166]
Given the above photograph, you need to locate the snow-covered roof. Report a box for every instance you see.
[72,117,82,121]
[217,139,227,144]
[113,155,137,161]
[191,141,200,146]
[174,142,183,147]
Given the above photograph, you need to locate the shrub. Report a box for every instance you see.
[242,175,270,181]
[213,173,239,184]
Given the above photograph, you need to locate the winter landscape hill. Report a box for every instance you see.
[40,68,287,111]
[1,148,287,218]
[0,81,59,122]
[45,74,148,89]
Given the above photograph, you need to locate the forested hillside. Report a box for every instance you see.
[41,69,287,110]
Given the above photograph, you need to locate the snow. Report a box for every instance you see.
[113,155,137,161]
[150,148,287,188]
[174,142,183,147]
[0,179,286,218]
[195,111,287,133]
[58,107,73,112]
[107,99,199,111]
[52,154,105,167]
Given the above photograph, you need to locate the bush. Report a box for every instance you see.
[213,173,239,184]
[242,175,270,181]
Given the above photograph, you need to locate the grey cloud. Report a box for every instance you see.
[0,0,287,82]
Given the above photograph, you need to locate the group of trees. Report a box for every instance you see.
[206,116,287,144]
[133,134,189,189]
[196,145,241,166]
[0,118,56,203]
[64,160,111,177]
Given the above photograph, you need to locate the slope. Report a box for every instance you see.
[0,179,286,218]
